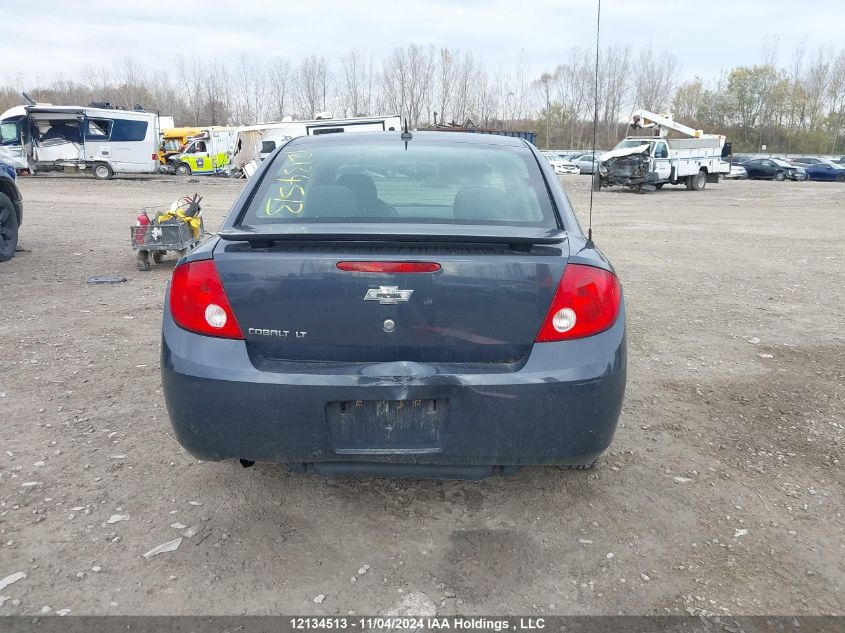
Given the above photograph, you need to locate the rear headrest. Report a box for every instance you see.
[453,186,510,221]
[336,173,378,204]
[302,185,362,218]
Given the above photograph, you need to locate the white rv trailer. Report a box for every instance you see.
[228,115,401,177]
[0,103,160,179]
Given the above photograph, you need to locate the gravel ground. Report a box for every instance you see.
[0,174,842,616]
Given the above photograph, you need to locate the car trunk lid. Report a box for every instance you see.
[214,231,568,364]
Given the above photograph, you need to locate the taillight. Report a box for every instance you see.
[169,260,244,339]
[337,261,441,273]
[535,264,621,342]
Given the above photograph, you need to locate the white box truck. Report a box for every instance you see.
[595,109,731,192]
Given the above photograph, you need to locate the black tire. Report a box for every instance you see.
[591,173,602,192]
[775,171,786,181]
[836,174,845,183]
[690,170,707,191]
[176,163,191,176]
[0,192,19,262]
[92,163,113,180]
[654,183,665,190]
[151,251,164,264]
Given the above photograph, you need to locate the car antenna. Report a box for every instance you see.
[586,0,602,245]
[401,117,412,149]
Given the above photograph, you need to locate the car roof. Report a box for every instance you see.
[284,130,531,148]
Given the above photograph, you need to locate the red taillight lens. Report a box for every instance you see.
[169,260,244,339]
[535,264,621,342]
[337,261,441,273]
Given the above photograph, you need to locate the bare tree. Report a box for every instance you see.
[550,47,592,147]
[784,42,809,143]
[204,60,231,125]
[436,48,455,124]
[600,44,632,145]
[633,43,678,113]
[471,67,498,127]
[295,55,328,119]
[828,50,845,153]
[267,57,290,121]
[499,52,530,128]
[175,55,206,126]
[381,45,435,127]
[803,47,832,132]
[116,58,146,109]
[533,72,553,147]
[450,51,477,125]
[232,56,269,124]
[338,50,371,117]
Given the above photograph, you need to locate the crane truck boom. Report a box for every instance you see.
[628,109,703,138]
[595,110,731,192]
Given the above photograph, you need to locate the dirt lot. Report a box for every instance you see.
[0,174,842,616]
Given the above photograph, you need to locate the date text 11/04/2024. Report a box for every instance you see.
[290,618,546,631]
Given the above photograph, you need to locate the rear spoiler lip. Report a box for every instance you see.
[218,224,567,246]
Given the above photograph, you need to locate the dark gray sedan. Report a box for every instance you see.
[161,132,626,479]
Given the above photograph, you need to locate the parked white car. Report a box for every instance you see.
[541,151,580,175]
[724,163,747,179]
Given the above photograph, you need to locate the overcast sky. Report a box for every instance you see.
[4,0,844,86]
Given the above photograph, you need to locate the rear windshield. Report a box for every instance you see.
[239,139,558,228]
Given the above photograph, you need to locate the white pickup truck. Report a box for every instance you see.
[594,110,731,192]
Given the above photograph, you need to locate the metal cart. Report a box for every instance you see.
[130,217,205,271]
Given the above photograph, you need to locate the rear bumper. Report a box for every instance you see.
[161,300,626,468]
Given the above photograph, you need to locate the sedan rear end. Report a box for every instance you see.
[161,132,626,478]
[552,160,580,175]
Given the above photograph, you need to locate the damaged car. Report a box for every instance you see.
[594,136,730,192]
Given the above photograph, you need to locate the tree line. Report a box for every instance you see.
[2,43,844,154]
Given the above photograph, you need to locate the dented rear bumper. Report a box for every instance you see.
[161,298,626,471]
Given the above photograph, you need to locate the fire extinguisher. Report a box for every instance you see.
[134,210,150,246]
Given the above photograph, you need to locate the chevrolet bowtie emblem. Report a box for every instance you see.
[364,286,414,305]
